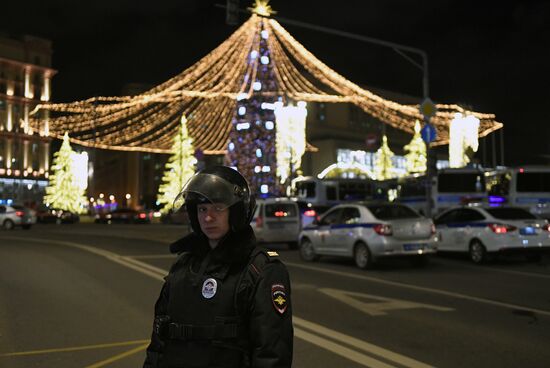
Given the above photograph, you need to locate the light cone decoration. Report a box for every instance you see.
[404,120,427,174]
[375,135,396,180]
[157,115,197,213]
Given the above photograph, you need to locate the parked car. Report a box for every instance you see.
[292,199,330,228]
[0,205,36,230]
[299,202,437,269]
[434,205,550,263]
[251,198,301,248]
[95,208,150,224]
[37,208,80,224]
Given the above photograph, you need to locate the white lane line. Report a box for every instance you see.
[122,254,176,259]
[294,327,397,368]
[436,259,550,280]
[286,261,550,317]
[295,317,434,368]
[5,236,433,367]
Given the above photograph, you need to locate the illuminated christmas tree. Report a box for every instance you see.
[225,14,282,197]
[44,132,87,214]
[374,135,396,180]
[157,115,197,213]
[404,120,427,174]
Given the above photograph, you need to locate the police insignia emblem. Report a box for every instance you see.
[271,284,288,314]
[202,278,217,299]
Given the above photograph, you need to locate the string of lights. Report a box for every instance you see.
[30,7,502,154]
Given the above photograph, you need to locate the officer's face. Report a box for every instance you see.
[197,203,230,245]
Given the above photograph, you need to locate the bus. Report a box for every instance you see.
[486,166,550,220]
[290,176,381,207]
[394,168,488,216]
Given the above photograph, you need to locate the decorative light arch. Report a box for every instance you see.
[31,4,502,154]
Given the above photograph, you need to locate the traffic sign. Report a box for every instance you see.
[420,98,437,118]
[421,123,437,143]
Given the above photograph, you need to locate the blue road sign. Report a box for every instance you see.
[421,123,437,143]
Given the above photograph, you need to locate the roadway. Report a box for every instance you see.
[1,223,550,368]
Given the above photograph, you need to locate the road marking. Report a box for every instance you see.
[437,259,550,280]
[0,340,149,357]
[0,237,446,366]
[294,327,397,368]
[285,261,550,317]
[122,254,176,259]
[294,317,434,368]
[84,343,149,368]
[319,288,453,316]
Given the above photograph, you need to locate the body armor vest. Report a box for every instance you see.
[159,250,262,368]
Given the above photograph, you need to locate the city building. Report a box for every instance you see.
[0,33,55,206]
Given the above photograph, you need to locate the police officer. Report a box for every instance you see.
[143,166,293,368]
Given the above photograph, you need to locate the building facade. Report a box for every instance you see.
[0,34,55,206]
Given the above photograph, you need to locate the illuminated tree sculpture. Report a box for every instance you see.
[44,132,87,214]
[225,17,281,196]
[404,120,427,174]
[374,135,396,180]
[157,115,197,213]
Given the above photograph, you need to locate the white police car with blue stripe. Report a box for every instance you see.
[298,202,437,269]
[434,205,550,263]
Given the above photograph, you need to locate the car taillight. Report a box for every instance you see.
[542,224,550,232]
[373,224,393,236]
[304,209,316,217]
[430,223,436,235]
[256,215,263,228]
[488,223,517,234]
[15,211,24,217]
[139,213,147,219]
[274,211,287,217]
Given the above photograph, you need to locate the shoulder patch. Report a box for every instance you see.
[271,284,288,315]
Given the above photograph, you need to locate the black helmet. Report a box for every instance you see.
[174,166,256,234]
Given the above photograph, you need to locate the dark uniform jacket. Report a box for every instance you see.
[143,225,293,368]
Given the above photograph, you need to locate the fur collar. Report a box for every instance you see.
[169,225,257,264]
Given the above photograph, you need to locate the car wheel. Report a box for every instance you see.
[3,219,15,230]
[354,242,373,269]
[299,238,319,262]
[469,240,487,264]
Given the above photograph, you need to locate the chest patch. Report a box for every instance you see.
[201,278,218,299]
[271,284,288,315]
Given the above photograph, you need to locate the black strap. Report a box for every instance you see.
[168,322,240,340]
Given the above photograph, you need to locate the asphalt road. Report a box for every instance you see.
[1,224,550,368]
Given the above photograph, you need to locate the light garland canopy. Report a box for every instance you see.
[31,8,502,154]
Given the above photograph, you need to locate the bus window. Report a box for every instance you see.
[326,185,337,201]
[296,181,316,198]
[438,173,485,193]
[339,181,372,201]
[517,172,550,192]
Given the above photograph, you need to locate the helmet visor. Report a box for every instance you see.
[173,173,245,212]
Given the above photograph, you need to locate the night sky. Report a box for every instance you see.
[3,0,549,165]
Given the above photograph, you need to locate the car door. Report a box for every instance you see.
[329,206,362,255]
[315,208,343,255]
[434,209,460,251]
[454,208,486,251]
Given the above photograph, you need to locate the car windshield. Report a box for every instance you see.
[485,207,537,220]
[366,204,420,220]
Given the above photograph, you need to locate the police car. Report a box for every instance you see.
[434,205,550,263]
[298,202,437,269]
